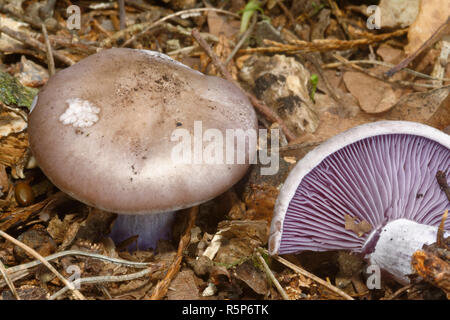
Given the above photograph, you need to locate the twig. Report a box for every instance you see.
[0,270,29,290]
[149,206,198,300]
[436,170,450,202]
[49,268,154,300]
[118,0,126,30]
[0,230,85,300]
[256,250,289,300]
[6,249,153,275]
[41,23,55,76]
[326,0,351,39]
[240,29,407,54]
[102,7,239,48]
[191,29,297,142]
[39,0,57,20]
[322,59,450,82]
[277,1,296,28]
[386,16,450,77]
[385,283,414,300]
[267,250,354,300]
[224,13,257,66]
[436,210,448,248]
[0,26,75,66]
[332,53,445,89]
[0,259,20,300]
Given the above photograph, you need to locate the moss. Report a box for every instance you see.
[0,71,38,109]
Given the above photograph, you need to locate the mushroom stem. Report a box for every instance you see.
[109,211,176,250]
[368,219,449,284]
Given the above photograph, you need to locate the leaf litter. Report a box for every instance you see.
[0,0,449,300]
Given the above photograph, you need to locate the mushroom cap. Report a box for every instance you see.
[269,121,450,255]
[28,48,257,214]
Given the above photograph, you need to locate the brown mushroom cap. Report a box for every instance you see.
[28,48,257,214]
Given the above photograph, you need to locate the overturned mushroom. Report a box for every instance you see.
[269,121,449,284]
[28,48,258,249]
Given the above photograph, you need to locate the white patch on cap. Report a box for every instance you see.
[139,50,202,75]
[59,98,100,128]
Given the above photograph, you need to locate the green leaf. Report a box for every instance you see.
[310,73,319,102]
[0,71,38,109]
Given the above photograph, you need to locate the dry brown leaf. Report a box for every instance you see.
[343,71,402,114]
[0,164,9,195]
[405,0,450,55]
[166,269,201,300]
[0,109,27,138]
[385,85,450,126]
[377,44,406,64]
[234,260,268,295]
[210,220,269,265]
[207,11,239,38]
[344,215,372,237]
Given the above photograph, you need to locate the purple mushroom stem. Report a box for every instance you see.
[269,121,450,284]
[109,211,176,250]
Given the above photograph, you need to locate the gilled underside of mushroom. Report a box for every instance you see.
[270,123,449,284]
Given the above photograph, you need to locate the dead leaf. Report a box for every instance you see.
[166,269,201,300]
[405,0,450,55]
[344,215,372,237]
[385,85,450,126]
[343,71,401,114]
[207,11,239,38]
[0,109,27,138]
[0,164,9,196]
[13,228,56,262]
[205,220,269,265]
[377,44,406,64]
[234,260,268,295]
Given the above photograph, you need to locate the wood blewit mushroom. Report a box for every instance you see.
[28,48,258,249]
[269,121,449,284]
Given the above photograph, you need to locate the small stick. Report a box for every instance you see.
[0,26,75,66]
[118,0,126,30]
[332,53,445,89]
[385,283,413,300]
[224,13,257,65]
[49,268,156,300]
[0,230,85,300]
[256,250,289,300]
[0,259,20,300]
[0,270,29,290]
[149,206,198,300]
[103,7,239,48]
[191,29,297,142]
[386,17,450,77]
[6,249,153,275]
[322,59,450,82]
[436,210,448,248]
[41,23,55,76]
[39,0,57,20]
[268,250,354,300]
